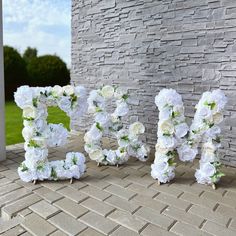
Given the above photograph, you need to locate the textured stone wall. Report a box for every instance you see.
[71,0,236,167]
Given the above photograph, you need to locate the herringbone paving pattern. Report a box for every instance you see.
[0,133,236,235]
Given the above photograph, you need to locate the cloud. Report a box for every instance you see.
[3,0,71,66]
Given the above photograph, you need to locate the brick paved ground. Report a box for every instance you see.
[0,133,236,236]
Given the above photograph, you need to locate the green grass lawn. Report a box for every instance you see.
[5,101,70,145]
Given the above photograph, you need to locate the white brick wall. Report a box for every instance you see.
[71,0,236,167]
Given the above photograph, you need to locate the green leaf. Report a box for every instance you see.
[28,140,40,148]
[72,155,77,165]
[51,167,57,180]
[32,98,38,108]
[96,122,103,131]
[122,94,129,100]
[20,163,28,172]
[95,107,103,112]
[121,135,129,141]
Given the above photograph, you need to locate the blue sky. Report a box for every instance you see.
[3,0,71,66]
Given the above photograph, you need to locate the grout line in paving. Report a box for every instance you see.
[226,218,232,228]
[199,219,207,229]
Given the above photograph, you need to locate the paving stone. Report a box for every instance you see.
[2,194,41,220]
[21,213,56,236]
[111,226,139,236]
[127,183,157,197]
[202,220,236,236]
[80,185,111,201]
[131,194,167,213]
[29,200,60,219]
[0,188,31,208]
[103,176,131,188]
[108,209,147,233]
[201,191,236,208]
[151,182,184,197]
[163,206,204,227]
[0,216,24,234]
[180,192,218,210]
[80,197,115,216]
[48,212,87,235]
[170,221,210,236]
[17,208,32,218]
[141,224,176,236]
[57,187,88,203]
[105,195,139,214]
[53,198,88,218]
[0,170,19,181]
[0,177,12,187]
[79,228,105,236]
[34,187,63,203]
[83,175,110,189]
[79,211,118,235]
[1,225,25,236]
[0,182,22,196]
[16,180,42,191]
[104,185,136,200]
[49,230,67,236]
[189,204,230,227]
[135,207,175,230]
[41,181,67,191]
[155,192,191,211]
[215,203,236,218]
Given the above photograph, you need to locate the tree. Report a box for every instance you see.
[4,46,28,100]
[23,47,37,63]
[27,55,70,87]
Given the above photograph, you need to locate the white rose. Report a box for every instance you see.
[129,122,145,137]
[177,144,198,162]
[22,126,35,141]
[159,108,172,120]
[63,85,75,95]
[201,162,216,177]
[114,102,129,117]
[155,143,170,154]
[74,86,86,97]
[95,112,110,125]
[159,120,174,135]
[114,87,128,99]
[213,112,223,124]
[175,123,189,138]
[89,149,104,162]
[159,136,176,149]
[101,85,114,98]
[14,86,35,109]
[23,106,37,119]
[52,85,63,97]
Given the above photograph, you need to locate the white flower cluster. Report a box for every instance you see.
[14,85,87,182]
[151,89,189,183]
[151,89,227,185]
[84,85,150,165]
[192,90,227,185]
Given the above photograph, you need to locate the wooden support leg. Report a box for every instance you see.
[70,178,73,184]
[212,183,216,190]
[116,164,119,168]
[157,180,161,186]
[33,179,37,185]
[97,162,100,167]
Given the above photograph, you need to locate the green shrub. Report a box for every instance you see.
[4,46,28,100]
[27,55,70,86]
[23,47,37,64]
